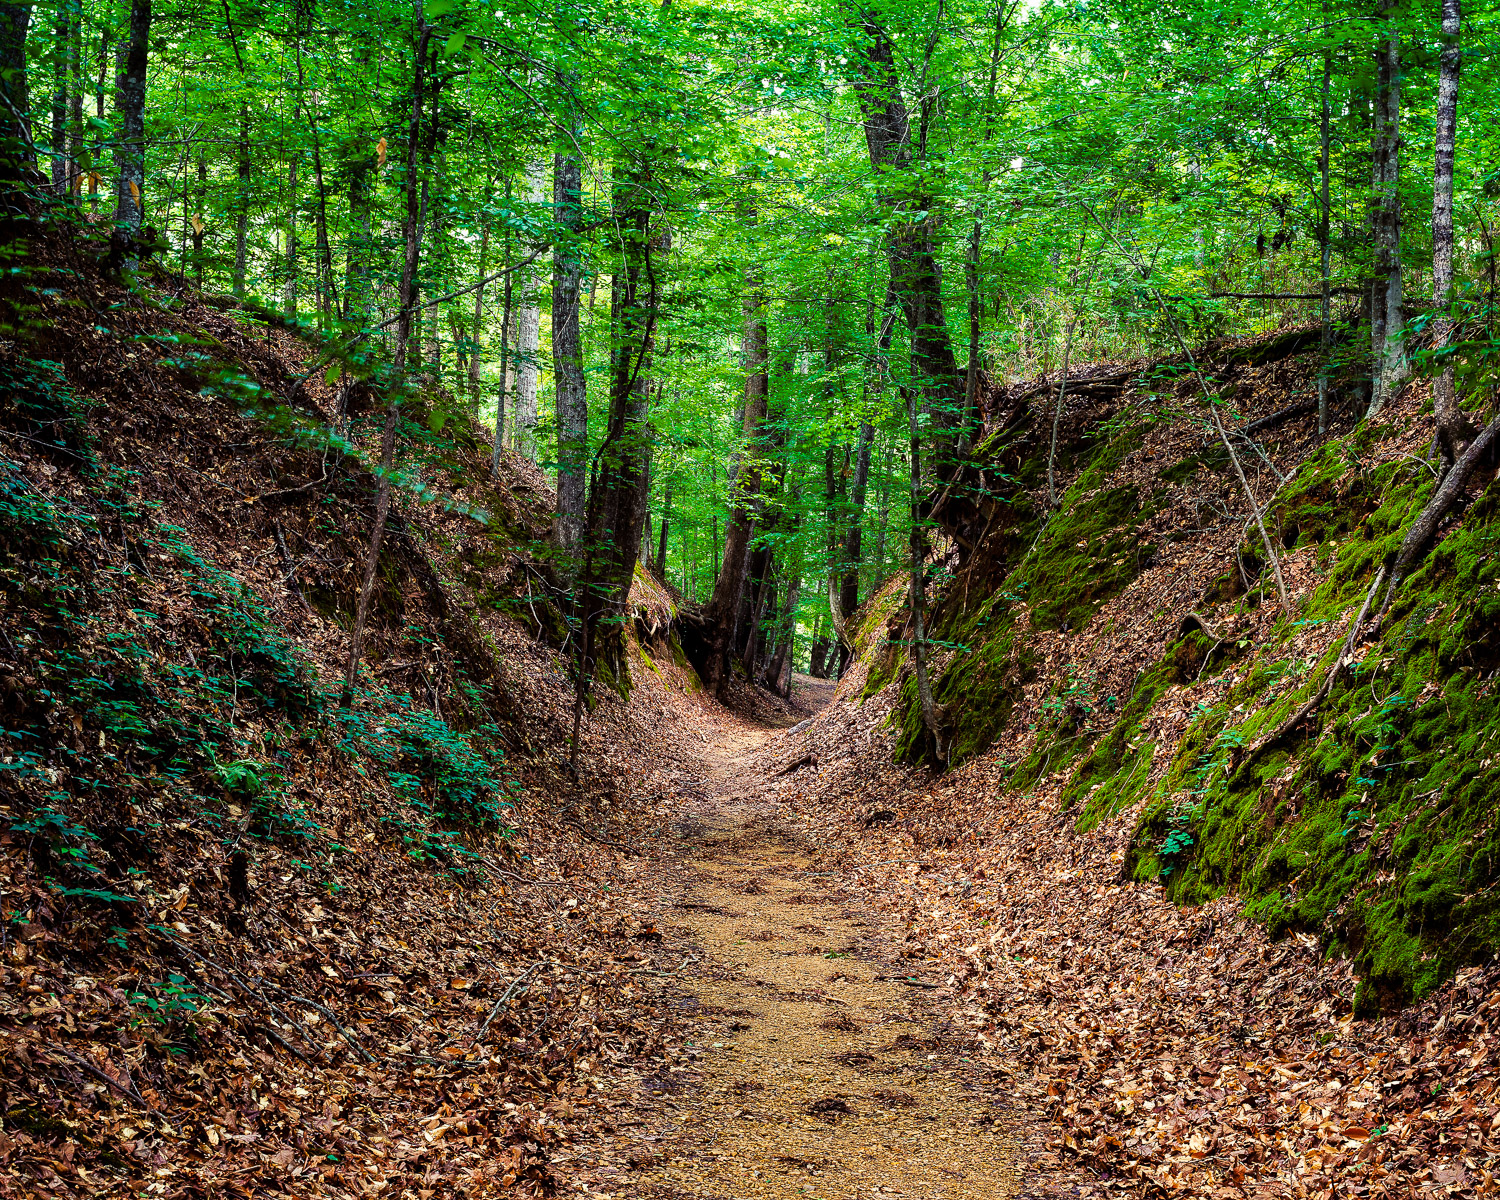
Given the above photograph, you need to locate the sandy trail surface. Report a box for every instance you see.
[612,681,1021,1200]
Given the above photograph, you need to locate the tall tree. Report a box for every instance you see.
[703,245,770,696]
[114,0,151,234]
[1367,0,1407,417]
[1431,0,1468,471]
[343,9,434,702]
[552,132,587,555]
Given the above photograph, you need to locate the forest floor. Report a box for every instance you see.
[568,677,1025,1200]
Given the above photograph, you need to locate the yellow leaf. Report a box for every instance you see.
[128,180,140,205]
[376,137,387,169]
[191,214,204,235]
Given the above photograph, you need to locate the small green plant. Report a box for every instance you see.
[129,975,208,1023]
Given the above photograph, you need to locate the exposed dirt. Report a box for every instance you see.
[577,677,1021,1200]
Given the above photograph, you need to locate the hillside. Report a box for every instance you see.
[0,227,779,1199]
[766,331,1500,1197]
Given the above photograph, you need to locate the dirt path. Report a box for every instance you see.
[610,681,1021,1200]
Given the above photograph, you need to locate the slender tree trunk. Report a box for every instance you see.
[657,474,672,579]
[233,105,250,295]
[1431,0,1466,471]
[296,36,336,326]
[1368,1,1407,417]
[905,385,942,759]
[491,238,513,478]
[467,216,489,416]
[343,150,373,321]
[50,0,69,190]
[66,5,82,197]
[1318,19,1332,438]
[343,12,433,703]
[510,157,547,459]
[552,134,587,555]
[192,155,205,287]
[284,157,298,315]
[1046,320,1077,509]
[765,567,801,695]
[704,249,770,696]
[841,420,874,619]
[113,0,150,233]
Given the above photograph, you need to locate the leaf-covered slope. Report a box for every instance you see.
[0,237,719,1199]
[864,332,1499,1008]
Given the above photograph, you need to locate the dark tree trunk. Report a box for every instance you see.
[467,216,489,416]
[114,0,150,233]
[569,153,659,759]
[50,0,68,190]
[842,420,874,619]
[343,14,433,703]
[0,1,32,189]
[657,474,672,579]
[552,134,587,556]
[233,105,250,295]
[703,246,770,696]
[492,192,514,479]
[1317,13,1331,437]
[851,13,965,474]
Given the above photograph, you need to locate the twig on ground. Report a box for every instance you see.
[473,961,544,1046]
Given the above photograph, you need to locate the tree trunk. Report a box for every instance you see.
[570,154,659,760]
[510,157,547,460]
[192,155,205,287]
[284,156,298,315]
[343,148,373,321]
[66,6,82,197]
[703,249,770,696]
[552,139,587,555]
[1367,1,1407,418]
[905,384,942,759]
[342,12,433,703]
[0,1,32,189]
[491,204,513,479]
[1046,320,1077,509]
[765,566,801,695]
[233,105,250,295]
[114,0,150,234]
[851,12,966,475]
[657,473,672,579]
[1317,18,1332,437]
[841,420,873,619]
[50,0,68,190]
[1431,0,1467,471]
[466,216,489,417]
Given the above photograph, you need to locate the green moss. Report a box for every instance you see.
[1117,448,1500,1011]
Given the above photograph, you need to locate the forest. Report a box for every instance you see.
[3,0,1500,1196]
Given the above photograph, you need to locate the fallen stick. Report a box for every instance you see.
[41,1042,168,1118]
[277,992,376,1064]
[1243,565,1385,762]
[473,961,544,1046]
[157,932,323,1063]
[874,975,941,989]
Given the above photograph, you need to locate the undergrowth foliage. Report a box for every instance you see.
[0,354,524,952]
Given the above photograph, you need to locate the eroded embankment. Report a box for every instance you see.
[762,339,1500,1199]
